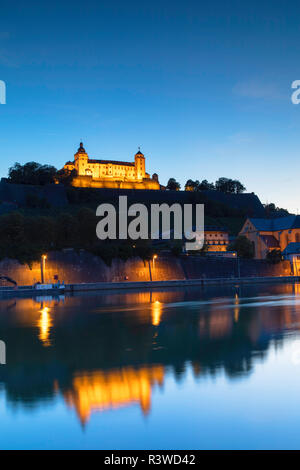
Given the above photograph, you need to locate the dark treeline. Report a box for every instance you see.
[0,209,155,267]
[8,162,246,195]
[0,183,256,267]
[166,177,246,194]
[7,162,76,186]
[264,203,289,217]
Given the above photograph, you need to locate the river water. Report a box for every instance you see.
[1,282,300,449]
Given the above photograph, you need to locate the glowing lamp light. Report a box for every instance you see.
[152,254,158,269]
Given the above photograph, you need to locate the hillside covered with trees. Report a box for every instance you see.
[0,161,290,266]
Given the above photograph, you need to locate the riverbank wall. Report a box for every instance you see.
[0,250,292,287]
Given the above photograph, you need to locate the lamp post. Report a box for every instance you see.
[41,255,47,284]
[153,254,157,269]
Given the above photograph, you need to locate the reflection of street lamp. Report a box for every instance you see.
[38,304,52,346]
[152,300,162,326]
[234,292,240,322]
[41,255,47,283]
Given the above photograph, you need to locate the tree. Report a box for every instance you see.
[266,249,283,264]
[215,177,246,194]
[227,235,254,258]
[184,179,215,191]
[0,212,42,266]
[24,216,56,251]
[166,178,181,191]
[77,207,98,247]
[234,180,246,194]
[8,162,57,186]
[55,213,80,249]
[185,179,198,191]
[198,179,215,191]
[55,168,77,186]
[0,212,25,248]
[264,203,289,217]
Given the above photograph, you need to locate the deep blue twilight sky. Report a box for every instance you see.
[1,1,300,212]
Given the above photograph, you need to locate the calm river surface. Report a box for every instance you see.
[1,282,300,449]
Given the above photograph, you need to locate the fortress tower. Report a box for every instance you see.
[134,148,146,180]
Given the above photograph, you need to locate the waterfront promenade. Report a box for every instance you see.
[0,275,299,298]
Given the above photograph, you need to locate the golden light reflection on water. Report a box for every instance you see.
[38,306,52,347]
[234,293,240,323]
[293,283,300,296]
[151,300,162,326]
[3,283,300,432]
[63,366,165,424]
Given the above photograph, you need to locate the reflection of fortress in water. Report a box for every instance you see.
[1,283,300,424]
[63,367,164,424]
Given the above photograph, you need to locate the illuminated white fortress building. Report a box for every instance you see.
[63,143,160,189]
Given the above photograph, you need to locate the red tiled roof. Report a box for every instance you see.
[87,159,135,167]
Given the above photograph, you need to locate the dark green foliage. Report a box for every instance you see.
[0,212,44,266]
[184,178,245,193]
[0,208,157,267]
[198,180,215,191]
[24,216,56,250]
[166,178,181,191]
[55,213,80,249]
[8,162,57,186]
[55,168,77,186]
[0,170,257,268]
[185,179,215,191]
[266,249,283,264]
[0,212,25,246]
[77,207,98,247]
[185,179,200,191]
[227,235,254,258]
[264,203,290,217]
[215,178,246,194]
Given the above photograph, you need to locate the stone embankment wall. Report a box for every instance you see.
[0,251,292,286]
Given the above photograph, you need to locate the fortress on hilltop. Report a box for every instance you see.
[62,142,160,189]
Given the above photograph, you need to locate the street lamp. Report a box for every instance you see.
[41,254,47,284]
[153,254,158,269]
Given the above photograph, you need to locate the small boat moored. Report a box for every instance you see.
[34,283,65,292]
